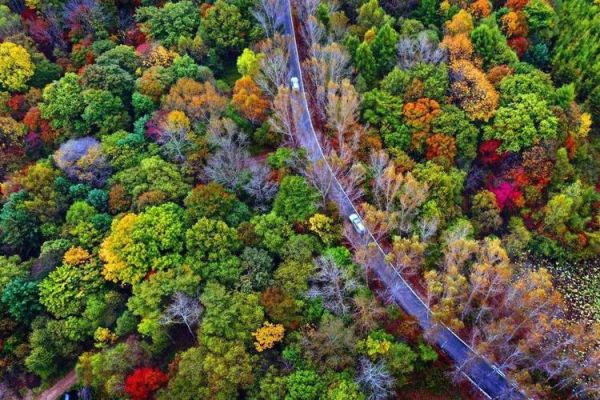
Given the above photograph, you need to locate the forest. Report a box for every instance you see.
[0,0,598,399]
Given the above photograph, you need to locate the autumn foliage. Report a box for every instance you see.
[252,321,285,352]
[450,60,499,121]
[124,367,169,400]
[232,76,270,123]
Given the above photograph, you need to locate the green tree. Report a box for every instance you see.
[483,93,558,152]
[412,162,465,217]
[80,64,135,99]
[100,203,186,285]
[551,0,599,100]
[0,191,40,257]
[470,18,518,68]
[199,282,264,343]
[273,176,319,222]
[498,70,555,105]
[285,370,325,400]
[524,0,558,43]
[26,318,80,381]
[237,48,263,77]
[39,258,104,318]
[326,379,365,400]
[371,23,399,78]
[240,247,274,292]
[273,259,315,297]
[471,190,502,235]
[184,182,238,223]
[101,131,154,171]
[77,338,148,399]
[40,73,86,136]
[360,89,407,148]
[200,0,252,56]
[158,338,255,400]
[136,1,201,48]
[354,42,377,89]
[96,45,138,74]
[1,278,42,324]
[432,105,479,162]
[0,255,26,291]
[111,156,191,207]
[82,89,130,135]
[127,267,201,336]
[185,217,242,285]
[251,213,293,254]
[544,193,573,235]
[357,0,390,31]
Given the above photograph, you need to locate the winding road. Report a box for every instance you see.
[282,2,526,399]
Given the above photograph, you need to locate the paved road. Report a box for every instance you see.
[281,2,526,399]
[35,370,76,400]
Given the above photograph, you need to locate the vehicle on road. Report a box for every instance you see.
[291,76,300,90]
[349,213,366,235]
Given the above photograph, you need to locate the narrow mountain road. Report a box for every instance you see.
[282,1,526,399]
[35,370,76,400]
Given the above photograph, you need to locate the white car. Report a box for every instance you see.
[349,213,366,236]
[291,76,300,90]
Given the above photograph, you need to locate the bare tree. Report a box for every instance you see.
[255,35,290,96]
[293,0,320,26]
[301,317,357,372]
[243,162,278,210]
[352,293,387,335]
[396,173,429,235]
[336,160,366,205]
[204,119,252,191]
[307,256,358,316]
[359,202,397,242]
[397,31,447,70]
[326,79,360,140]
[252,0,285,37]
[303,15,325,49]
[269,86,306,146]
[303,43,351,120]
[385,235,426,278]
[356,357,395,400]
[418,216,439,242]
[160,292,203,339]
[157,119,191,164]
[370,151,402,212]
[304,158,335,206]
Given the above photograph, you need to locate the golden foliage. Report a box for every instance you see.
[442,33,474,61]
[163,78,227,122]
[308,213,339,246]
[501,11,528,37]
[232,76,269,123]
[450,60,499,121]
[100,213,138,283]
[63,247,92,266]
[252,322,285,352]
[470,0,492,17]
[445,10,474,35]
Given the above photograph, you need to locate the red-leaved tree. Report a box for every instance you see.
[124,367,169,400]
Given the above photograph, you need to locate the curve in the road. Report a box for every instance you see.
[282,2,527,399]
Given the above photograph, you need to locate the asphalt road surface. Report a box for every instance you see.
[282,2,526,399]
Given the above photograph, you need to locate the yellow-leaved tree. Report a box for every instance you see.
[252,321,285,352]
[0,42,34,92]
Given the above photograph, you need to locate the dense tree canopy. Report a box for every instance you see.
[0,0,598,399]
